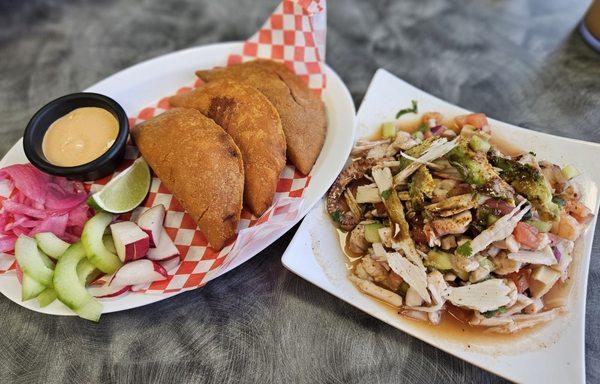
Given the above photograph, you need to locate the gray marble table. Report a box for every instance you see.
[1,0,599,383]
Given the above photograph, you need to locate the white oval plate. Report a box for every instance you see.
[0,42,356,315]
[282,69,600,384]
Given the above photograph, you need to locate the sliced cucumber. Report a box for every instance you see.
[74,298,103,322]
[364,222,384,243]
[381,122,396,138]
[15,235,54,286]
[102,234,116,254]
[425,250,453,271]
[81,212,122,274]
[76,258,102,286]
[53,242,93,309]
[22,273,47,301]
[561,165,580,180]
[35,232,70,260]
[469,135,491,153]
[37,288,57,307]
[526,219,553,233]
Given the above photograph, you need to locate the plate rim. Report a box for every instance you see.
[281,67,600,383]
[0,41,357,316]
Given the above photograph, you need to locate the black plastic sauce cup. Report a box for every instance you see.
[23,92,129,181]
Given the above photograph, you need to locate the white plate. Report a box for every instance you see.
[0,42,356,315]
[282,68,600,384]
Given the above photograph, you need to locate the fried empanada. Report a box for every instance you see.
[131,108,244,250]
[195,59,327,175]
[170,79,286,216]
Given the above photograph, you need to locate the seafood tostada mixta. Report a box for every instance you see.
[327,106,594,333]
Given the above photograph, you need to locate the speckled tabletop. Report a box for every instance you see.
[1,0,599,383]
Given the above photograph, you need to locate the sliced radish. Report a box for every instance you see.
[147,229,179,261]
[136,204,165,247]
[110,259,168,287]
[87,282,132,298]
[110,221,150,262]
[159,257,181,273]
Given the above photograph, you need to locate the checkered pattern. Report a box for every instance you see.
[0,0,326,298]
[228,0,327,92]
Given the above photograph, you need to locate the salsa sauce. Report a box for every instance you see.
[342,118,572,342]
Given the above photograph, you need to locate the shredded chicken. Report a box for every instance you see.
[469,201,530,256]
[330,110,592,332]
[443,279,513,312]
[349,275,403,307]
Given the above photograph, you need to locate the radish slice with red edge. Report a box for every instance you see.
[110,221,150,262]
[136,204,165,247]
[110,259,168,287]
[147,229,179,261]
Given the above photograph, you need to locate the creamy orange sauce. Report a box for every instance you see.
[42,107,118,167]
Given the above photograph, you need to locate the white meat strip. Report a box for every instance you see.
[348,275,403,307]
[387,252,431,304]
[391,238,426,271]
[393,138,458,186]
[407,271,448,313]
[355,184,382,203]
[443,278,513,312]
[487,308,564,333]
[507,245,557,266]
[469,201,530,256]
[351,138,391,156]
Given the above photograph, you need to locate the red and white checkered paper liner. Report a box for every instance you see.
[0,0,327,296]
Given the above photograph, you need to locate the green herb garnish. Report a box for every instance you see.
[395,100,418,119]
[331,210,341,223]
[381,189,391,200]
[456,241,473,257]
[482,306,507,318]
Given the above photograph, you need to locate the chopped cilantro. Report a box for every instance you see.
[552,196,566,207]
[482,306,507,318]
[395,100,418,119]
[456,241,472,257]
[331,210,341,223]
[529,151,537,157]
[381,189,391,200]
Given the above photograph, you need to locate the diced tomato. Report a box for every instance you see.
[446,303,472,324]
[565,200,593,225]
[411,226,429,245]
[421,112,443,126]
[374,202,386,215]
[454,113,488,129]
[387,272,403,291]
[513,221,543,249]
[506,268,532,294]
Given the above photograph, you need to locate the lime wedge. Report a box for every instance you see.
[89,158,151,214]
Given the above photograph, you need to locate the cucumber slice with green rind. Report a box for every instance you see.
[35,232,70,259]
[53,242,93,310]
[74,298,103,322]
[37,288,57,307]
[76,259,102,286]
[15,235,54,286]
[102,234,117,254]
[81,212,122,274]
[22,273,47,301]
